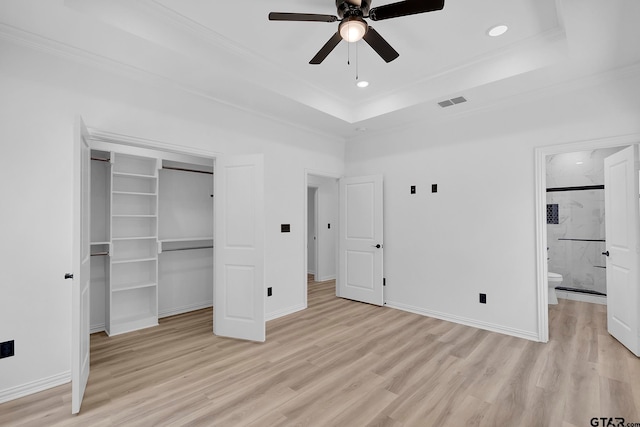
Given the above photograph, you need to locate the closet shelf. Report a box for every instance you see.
[160,237,214,243]
[112,281,157,293]
[109,313,158,336]
[91,241,110,246]
[113,171,157,179]
[112,236,157,241]
[112,257,157,265]
[112,191,157,196]
[112,214,157,218]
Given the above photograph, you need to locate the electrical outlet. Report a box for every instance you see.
[0,340,15,359]
[432,184,438,193]
[479,293,487,304]
[267,287,273,297]
[410,185,416,194]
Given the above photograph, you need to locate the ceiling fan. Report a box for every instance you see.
[269,0,445,64]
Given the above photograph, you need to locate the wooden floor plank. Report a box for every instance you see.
[1,282,639,426]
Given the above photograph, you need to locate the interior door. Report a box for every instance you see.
[214,154,265,342]
[71,116,91,414]
[604,145,640,357]
[338,175,384,306]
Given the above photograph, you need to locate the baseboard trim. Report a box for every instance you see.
[0,371,70,404]
[159,301,213,319]
[386,301,540,342]
[90,323,105,334]
[266,304,306,321]
[315,275,336,282]
[556,290,606,305]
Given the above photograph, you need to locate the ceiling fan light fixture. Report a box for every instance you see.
[356,80,369,88]
[339,17,368,42]
[487,24,508,37]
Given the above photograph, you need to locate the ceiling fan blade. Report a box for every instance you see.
[310,32,343,64]
[362,27,399,62]
[368,0,444,21]
[269,12,338,23]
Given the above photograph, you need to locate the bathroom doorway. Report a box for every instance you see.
[535,134,640,343]
[545,147,624,305]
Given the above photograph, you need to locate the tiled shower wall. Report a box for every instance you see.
[546,147,624,295]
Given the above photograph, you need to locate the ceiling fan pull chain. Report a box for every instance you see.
[347,35,351,65]
[355,41,359,80]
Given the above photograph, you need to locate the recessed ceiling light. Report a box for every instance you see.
[356,80,369,88]
[487,24,508,37]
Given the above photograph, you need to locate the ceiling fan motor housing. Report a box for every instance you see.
[336,0,371,19]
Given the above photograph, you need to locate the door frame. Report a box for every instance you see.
[534,132,640,342]
[73,126,223,411]
[307,186,318,279]
[304,169,341,308]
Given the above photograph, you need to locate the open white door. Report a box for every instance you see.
[338,175,384,306]
[604,145,640,357]
[71,117,91,414]
[214,154,265,342]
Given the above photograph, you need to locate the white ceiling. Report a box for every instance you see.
[1,0,639,139]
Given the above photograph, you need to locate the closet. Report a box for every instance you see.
[90,146,213,336]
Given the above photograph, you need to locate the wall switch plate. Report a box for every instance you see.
[410,185,416,194]
[328,223,331,229]
[479,293,487,304]
[267,287,273,297]
[0,340,15,359]
[432,184,438,193]
[281,224,290,233]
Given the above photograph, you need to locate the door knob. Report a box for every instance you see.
[602,251,609,257]
[65,273,74,279]
[372,244,381,249]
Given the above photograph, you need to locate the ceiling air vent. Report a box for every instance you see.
[438,96,467,108]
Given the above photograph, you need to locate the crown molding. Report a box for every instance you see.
[0,22,346,141]
[347,60,640,143]
[145,0,350,110]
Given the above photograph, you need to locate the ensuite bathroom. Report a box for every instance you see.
[546,146,625,305]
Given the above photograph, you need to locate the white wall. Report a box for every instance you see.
[345,70,640,340]
[0,43,344,401]
[308,175,338,281]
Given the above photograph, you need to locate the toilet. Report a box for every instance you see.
[548,272,562,304]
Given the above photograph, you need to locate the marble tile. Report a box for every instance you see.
[545,147,621,295]
[546,147,624,188]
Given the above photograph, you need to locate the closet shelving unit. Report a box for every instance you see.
[107,153,160,336]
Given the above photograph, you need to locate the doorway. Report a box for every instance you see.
[304,171,339,306]
[545,147,624,306]
[534,134,640,343]
[88,144,215,336]
[307,186,318,281]
[73,123,266,413]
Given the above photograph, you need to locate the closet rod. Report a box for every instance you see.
[91,157,110,163]
[91,252,109,257]
[163,166,213,175]
[162,246,213,253]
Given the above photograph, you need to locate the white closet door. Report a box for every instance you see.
[72,116,91,414]
[214,154,265,342]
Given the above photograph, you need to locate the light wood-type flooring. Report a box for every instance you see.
[1,280,639,426]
